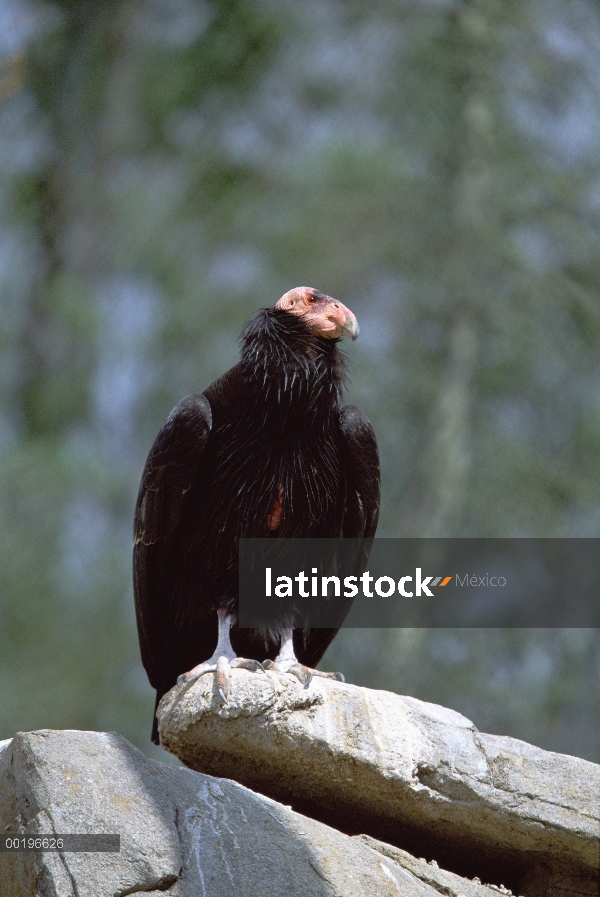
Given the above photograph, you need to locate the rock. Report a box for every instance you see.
[157,670,600,893]
[157,761,436,897]
[355,835,513,897]
[0,727,478,897]
[0,731,181,897]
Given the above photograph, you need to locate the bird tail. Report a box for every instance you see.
[151,690,162,745]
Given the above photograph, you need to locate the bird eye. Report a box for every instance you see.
[307,296,317,304]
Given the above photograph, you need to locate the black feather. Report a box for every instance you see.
[133,307,379,743]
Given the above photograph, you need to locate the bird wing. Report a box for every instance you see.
[338,404,380,541]
[297,404,380,667]
[133,393,212,682]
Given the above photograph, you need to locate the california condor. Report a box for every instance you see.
[133,287,380,744]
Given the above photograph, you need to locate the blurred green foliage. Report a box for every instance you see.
[0,0,598,763]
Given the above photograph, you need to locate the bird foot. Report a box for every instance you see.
[262,659,345,688]
[177,655,264,701]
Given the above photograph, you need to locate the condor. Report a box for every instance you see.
[133,287,380,743]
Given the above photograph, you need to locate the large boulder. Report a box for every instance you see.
[157,670,600,895]
[0,731,180,897]
[0,728,503,897]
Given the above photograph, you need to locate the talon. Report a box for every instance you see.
[263,657,345,687]
[288,663,312,688]
[232,658,265,673]
[177,663,217,686]
[261,659,313,687]
[177,652,267,702]
[310,668,345,682]
[216,655,230,702]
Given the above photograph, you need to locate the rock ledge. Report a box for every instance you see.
[158,670,600,892]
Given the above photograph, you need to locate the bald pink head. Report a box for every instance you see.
[275,287,359,341]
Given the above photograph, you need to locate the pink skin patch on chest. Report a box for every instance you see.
[266,486,284,530]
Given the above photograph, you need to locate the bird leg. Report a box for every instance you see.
[262,627,345,687]
[177,608,263,701]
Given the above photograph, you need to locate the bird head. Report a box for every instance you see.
[275,287,359,341]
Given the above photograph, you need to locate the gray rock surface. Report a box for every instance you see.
[0,731,181,897]
[157,670,600,891]
[0,727,481,897]
[356,835,516,897]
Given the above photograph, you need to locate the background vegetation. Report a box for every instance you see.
[0,0,598,762]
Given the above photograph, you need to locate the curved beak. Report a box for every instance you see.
[325,300,359,341]
[342,315,359,341]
